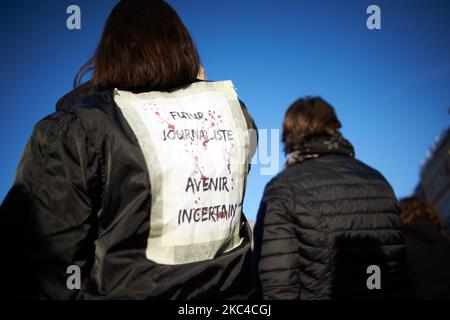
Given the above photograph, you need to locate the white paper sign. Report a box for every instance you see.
[114,81,250,265]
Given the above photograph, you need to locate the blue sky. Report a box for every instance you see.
[0,0,449,221]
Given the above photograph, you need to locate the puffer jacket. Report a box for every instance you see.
[254,152,413,300]
[0,80,257,300]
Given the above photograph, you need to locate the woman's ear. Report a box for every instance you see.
[197,65,207,80]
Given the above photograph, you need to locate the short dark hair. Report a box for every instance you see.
[400,197,444,231]
[74,0,201,91]
[282,97,342,154]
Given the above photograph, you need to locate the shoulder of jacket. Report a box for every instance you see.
[31,89,114,149]
[58,91,113,116]
[352,157,386,178]
[30,110,88,151]
[56,81,96,110]
[264,172,295,198]
[56,88,117,141]
[56,81,114,118]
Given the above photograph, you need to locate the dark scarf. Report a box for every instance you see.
[285,134,355,168]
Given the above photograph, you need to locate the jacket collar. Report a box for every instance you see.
[285,135,355,168]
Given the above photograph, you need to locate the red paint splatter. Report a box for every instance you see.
[202,117,217,148]
[193,156,207,181]
[226,144,236,174]
[155,111,175,130]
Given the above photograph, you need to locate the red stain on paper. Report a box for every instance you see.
[155,111,175,130]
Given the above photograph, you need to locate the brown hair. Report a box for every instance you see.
[282,97,342,154]
[399,197,444,231]
[74,0,201,91]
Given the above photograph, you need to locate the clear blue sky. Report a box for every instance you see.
[1,0,449,221]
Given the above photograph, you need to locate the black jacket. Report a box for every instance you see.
[1,81,257,300]
[404,217,450,299]
[254,152,412,299]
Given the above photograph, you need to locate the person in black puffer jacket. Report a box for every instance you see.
[254,97,413,300]
[400,197,450,299]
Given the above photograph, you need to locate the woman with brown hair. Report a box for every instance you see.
[254,97,412,299]
[400,197,450,299]
[1,0,256,299]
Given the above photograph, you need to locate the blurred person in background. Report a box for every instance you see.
[254,97,413,299]
[400,197,450,299]
[0,0,257,299]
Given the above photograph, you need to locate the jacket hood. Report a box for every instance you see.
[56,81,96,111]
